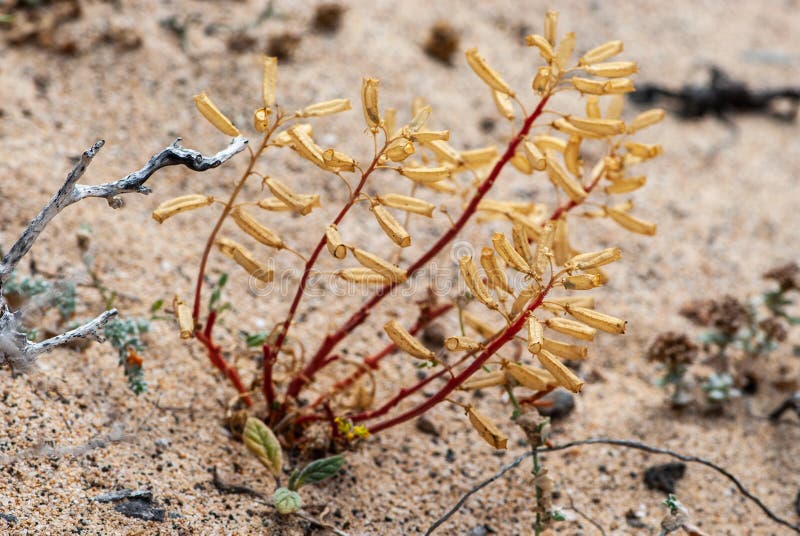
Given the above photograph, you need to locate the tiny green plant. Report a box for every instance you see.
[650,262,799,408]
[242,417,344,515]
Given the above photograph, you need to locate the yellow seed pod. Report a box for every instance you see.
[273,123,313,147]
[480,247,510,293]
[553,118,604,139]
[262,56,278,109]
[527,315,544,354]
[257,194,320,212]
[384,107,397,136]
[384,319,435,360]
[605,206,657,236]
[552,216,572,266]
[510,282,542,319]
[512,224,534,265]
[604,176,647,194]
[584,61,638,78]
[194,92,240,137]
[465,47,515,96]
[408,102,431,133]
[423,139,461,165]
[564,135,582,177]
[421,178,457,194]
[297,98,351,118]
[351,247,407,283]
[377,194,435,218]
[287,126,325,168]
[625,142,663,159]
[399,166,451,184]
[533,221,555,277]
[564,247,622,271]
[492,90,515,121]
[545,317,596,341]
[384,138,416,162]
[531,66,552,95]
[372,205,411,248]
[446,336,483,352]
[322,148,357,173]
[566,116,626,136]
[361,77,381,132]
[525,34,554,61]
[216,237,273,283]
[492,232,531,274]
[586,96,601,119]
[554,32,576,71]
[533,135,567,153]
[152,194,214,224]
[628,108,666,133]
[579,40,624,66]
[459,256,498,310]
[606,94,625,120]
[544,9,558,45]
[505,212,545,241]
[461,146,499,169]
[172,295,194,339]
[326,224,347,259]
[478,199,536,216]
[545,151,587,203]
[563,273,601,290]
[463,311,499,339]
[466,406,508,449]
[542,337,588,360]
[336,268,390,285]
[230,207,284,249]
[506,362,553,391]
[409,130,450,142]
[461,371,507,390]
[253,108,270,133]
[545,296,595,310]
[522,139,547,171]
[263,178,314,216]
[509,151,534,175]
[571,77,610,95]
[606,78,635,94]
[537,350,584,393]
[565,305,626,334]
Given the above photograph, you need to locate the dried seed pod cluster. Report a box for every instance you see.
[155,10,662,456]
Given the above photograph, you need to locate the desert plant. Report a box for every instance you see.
[160,10,663,449]
[0,138,245,376]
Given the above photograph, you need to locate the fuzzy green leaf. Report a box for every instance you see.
[243,417,283,477]
[293,455,344,490]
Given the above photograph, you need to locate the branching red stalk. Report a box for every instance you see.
[267,152,384,408]
[306,303,453,411]
[195,328,253,407]
[285,95,552,403]
[367,281,554,434]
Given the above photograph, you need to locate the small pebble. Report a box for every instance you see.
[644,462,686,493]
[536,391,575,421]
[415,416,439,437]
[114,499,166,522]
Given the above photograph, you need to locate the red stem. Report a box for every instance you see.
[195,327,253,407]
[262,345,276,412]
[286,95,552,402]
[272,154,382,405]
[306,302,453,411]
[367,282,553,434]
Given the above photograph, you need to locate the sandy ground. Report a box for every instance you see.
[1,1,799,534]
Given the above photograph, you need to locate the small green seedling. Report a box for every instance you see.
[242,417,345,515]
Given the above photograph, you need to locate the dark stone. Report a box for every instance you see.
[1,512,17,523]
[415,416,439,437]
[625,509,646,528]
[445,448,456,463]
[114,499,166,522]
[644,462,686,493]
[468,524,496,536]
[536,391,575,421]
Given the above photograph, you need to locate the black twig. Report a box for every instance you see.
[567,494,607,536]
[426,437,800,535]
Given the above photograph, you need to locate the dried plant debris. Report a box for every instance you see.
[1,0,80,54]
[311,3,344,34]
[227,30,257,53]
[266,32,301,61]
[423,21,460,65]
